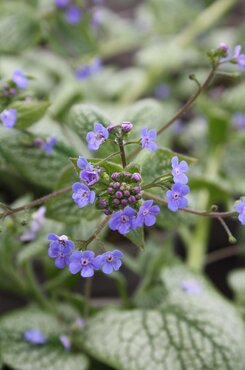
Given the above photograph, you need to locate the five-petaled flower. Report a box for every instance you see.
[136,200,160,227]
[77,156,100,186]
[171,156,189,184]
[109,206,137,234]
[48,234,74,268]
[140,127,157,152]
[86,122,109,151]
[69,250,101,277]
[98,250,124,274]
[166,183,190,212]
[236,197,245,225]
[0,109,17,128]
[72,183,96,208]
[12,69,29,89]
[24,329,47,345]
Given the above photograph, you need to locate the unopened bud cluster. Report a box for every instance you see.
[98,171,142,214]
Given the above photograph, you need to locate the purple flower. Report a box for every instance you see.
[72,183,95,208]
[19,206,46,242]
[0,109,17,128]
[232,112,245,130]
[171,156,189,184]
[86,122,109,151]
[99,250,124,274]
[59,335,71,351]
[48,234,74,268]
[75,317,85,329]
[42,136,57,154]
[75,65,91,80]
[24,329,47,345]
[65,5,82,24]
[136,200,160,227]
[218,42,229,54]
[181,280,202,294]
[55,0,69,8]
[166,183,190,212]
[221,45,245,70]
[236,197,245,225]
[90,58,102,74]
[77,156,100,186]
[109,206,137,234]
[12,70,28,89]
[69,250,101,277]
[91,10,103,28]
[140,127,157,152]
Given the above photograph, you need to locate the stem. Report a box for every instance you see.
[218,217,237,243]
[96,151,121,165]
[143,191,236,219]
[205,245,245,265]
[1,186,72,218]
[117,138,127,168]
[84,216,110,248]
[24,262,51,310]
[83,278,93,319]
[128,65,217,160]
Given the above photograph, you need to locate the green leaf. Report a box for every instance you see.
[9,100,50,129]
[207,110,229,147]
[0,2,41,53]
[0,306,89,370]
[0,128,70,188]
[83,266,245,370]
[221,82,245,111]
[126,227,145,250]
[138,147,196,185]
[228,268,245,307]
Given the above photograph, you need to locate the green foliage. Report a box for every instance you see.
[83,266,245,370]
[228,268,245,307]
[0,306,89,370]
[0,2,41,53]
[9,100,50,129]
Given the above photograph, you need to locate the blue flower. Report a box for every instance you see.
[236,197,245,225]
[221,45,245,70]
[65,5,82,24]
[166,183,190,212]
[48,234,74,268]
[75,65,91,80]
[19,206,46,242]
[109,206,137,234]
[171,156,189,184]
[181,280,202,294]
[69,250,101,277]
[0,109,17,128]
[77,156,100,186]
[24,329,47,345]
[42,136,57,154]
[232,112,245,130]
[86,122,109,151]
[99,250,124,274]
[55,0,69,8]
[59,335,71,351]
[140,127,157,152]
[12,70,28,89]
[72,183,96,208]
[136,200,160,227]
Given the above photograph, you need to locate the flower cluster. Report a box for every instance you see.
[236,197,245,225]
[166,156,190,212]
[47,234,124,277]
[75,58,102,80]
[0,69,29,128]
[55,0,82,24]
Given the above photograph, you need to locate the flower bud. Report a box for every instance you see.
[99,198,107,208]
[121,121,133,133]
[115,191,123,199]
[128,195,135,203]
[131,173,141,182]
[34,138,43,147]
[113,199,120,205]
[111,172,120,180]
[107,187,114,194]
[121,199,128,206]
[104,208,112,215]
[113,182,120,189]
[218,42,229,53]
[107,124,117,133]
[124,190,130,197]
[133,186,142,194]
[135,194,142,200]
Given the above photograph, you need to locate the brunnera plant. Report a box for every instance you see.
[0,43,245,370]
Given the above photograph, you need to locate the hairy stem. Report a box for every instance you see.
[143,191,236,219]
[84,216,110,248]
[117,138,127,168]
